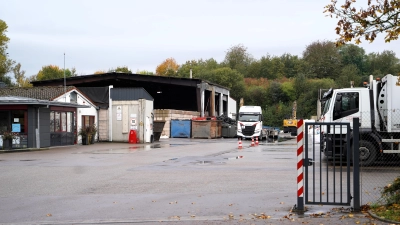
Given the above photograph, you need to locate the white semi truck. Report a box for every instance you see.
[320,74,400,166]
[236,106,266,140]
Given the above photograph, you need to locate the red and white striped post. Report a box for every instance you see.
[296,119,304,211]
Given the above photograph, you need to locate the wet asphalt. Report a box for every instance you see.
[0,135,388,225]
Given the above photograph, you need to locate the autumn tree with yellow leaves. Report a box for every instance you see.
[324,0,400,46]
[155,57,179,76]
[35,65,76,81]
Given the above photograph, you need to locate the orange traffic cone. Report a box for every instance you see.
[255,136,259,146]
[238,137,243,149]
[251,137,255,147]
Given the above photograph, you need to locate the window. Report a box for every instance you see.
[333,92,359,120]
[50,110,75,133]
[82,115,95,128]
[238,114,261,122]
[340,92,359,112]
[70,92,77,104]
[55,112,61,131]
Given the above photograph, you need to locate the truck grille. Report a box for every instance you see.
[242,126,255,136]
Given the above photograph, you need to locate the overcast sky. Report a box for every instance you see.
[2,0,400,77]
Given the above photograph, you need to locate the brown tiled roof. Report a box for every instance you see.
[0,86,77,100]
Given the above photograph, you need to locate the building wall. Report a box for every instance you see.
[27,107,36,148]
[228,97,237,119]
[27,106,50,148]
[153,109,200,137]
[98,109,108,141]
[39,107,51,147]
[55,91,98,144]
[111,100,153,143]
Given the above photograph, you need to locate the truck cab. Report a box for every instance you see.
[236,106,265,140]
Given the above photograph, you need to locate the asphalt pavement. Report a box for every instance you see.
[0,135,389,225]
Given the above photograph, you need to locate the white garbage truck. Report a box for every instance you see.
[320,74,400,166]
[236,106,266,140]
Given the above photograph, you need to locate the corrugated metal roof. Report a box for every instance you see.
[0,86,76,100]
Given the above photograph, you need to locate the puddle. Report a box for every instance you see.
[192,160,226,165]
[196,160,213,165]
[150,144,162,148]
[20,159,36,161]
[91,143,173,154]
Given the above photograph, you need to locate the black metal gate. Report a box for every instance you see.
[300,119,360,210]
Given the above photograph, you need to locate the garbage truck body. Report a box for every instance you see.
[320,74,400,166]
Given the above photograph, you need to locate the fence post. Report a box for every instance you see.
[296,119,304,211]
[353,117,360,212]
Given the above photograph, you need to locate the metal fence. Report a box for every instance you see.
[331,110,400,206]
[302,111,400,209]
[358,110,400,206]
[304,121,354,207]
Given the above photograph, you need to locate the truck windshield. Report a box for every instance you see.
[321,98,331,116]
[238,114,260,122]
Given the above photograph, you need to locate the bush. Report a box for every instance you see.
[382,177,400,206]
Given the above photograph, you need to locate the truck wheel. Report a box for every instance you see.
[357,140,377,166]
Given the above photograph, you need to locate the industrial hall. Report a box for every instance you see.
[0,72,235,150]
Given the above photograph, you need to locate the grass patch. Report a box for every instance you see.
[370,204,400,222]
[368,176,400,223]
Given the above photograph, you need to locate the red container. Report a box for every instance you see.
[129,130,137,143]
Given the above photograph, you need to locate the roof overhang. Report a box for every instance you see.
[0,96,91,108]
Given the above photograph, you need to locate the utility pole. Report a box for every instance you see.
[64,53,66,102]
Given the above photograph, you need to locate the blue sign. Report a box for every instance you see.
[12,123,20,132]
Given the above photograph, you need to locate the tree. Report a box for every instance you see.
[296,78,336,119]
[222,44,253,77]
[136,70,154,75]
[244,86,267,107]
[177,58,219,78]
[324,0,400,45]
[336,64,362,88]
[280,81,296,102]
[94,70,107,74]
[196,67,245,101]
[265,81,288,105]
[302,40,342,79]
[263,101,292,128]
[35,65,74,81]
[13,63,31,87]
[247,60,262,78]
[280,53,309,78]
[70,67,77,76]
[109,66,132,73]
[156,57,179,76]
[293,73,308,97]
[338,44,366,74]
[364,50,400,76]
[0,20,15,85]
